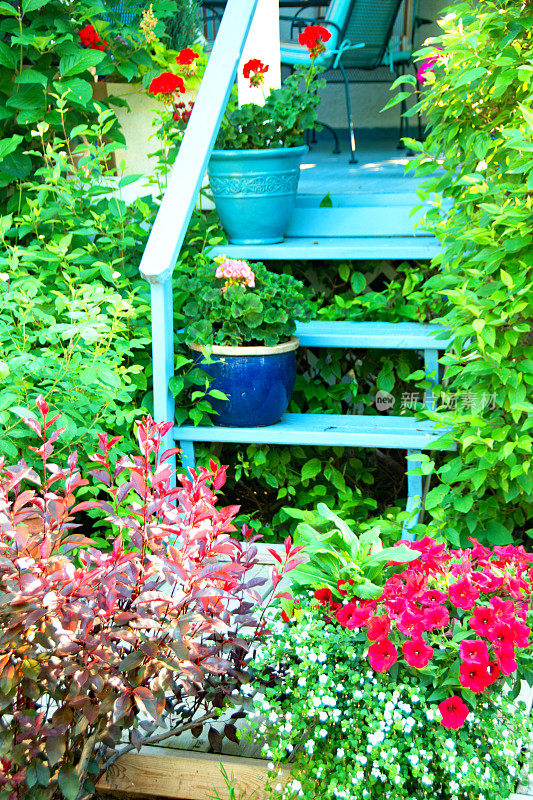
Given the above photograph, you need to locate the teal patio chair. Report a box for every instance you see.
[280,0,415,163]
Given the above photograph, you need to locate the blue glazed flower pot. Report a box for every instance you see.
[207,146,308,245]
[192,338,299,427]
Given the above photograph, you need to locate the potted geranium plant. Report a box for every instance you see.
[243,528,533,800]
[179,256,314,427]
[80,5,207,177]
[207,25,331,245]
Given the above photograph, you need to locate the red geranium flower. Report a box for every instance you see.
[148,72,186,103]
[314,587,338,610]
[368,638,398,672]
[459,639,489,665]
[367,614,391,642]
[298,25,331,58]
[337,578,355,597]
[423,604,449,630]
[242,58,269,87]
[448,576,479,610]
[469,605,493,638]
[459,661,491,693]
[438,696,469,730]
[402,637,433,669]
[176,47,199,65]
[79,23,108,50]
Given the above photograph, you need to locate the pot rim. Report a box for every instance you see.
[210,145,309,159]
[190,336,300,357]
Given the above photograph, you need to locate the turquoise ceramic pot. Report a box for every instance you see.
[207,146,308,245]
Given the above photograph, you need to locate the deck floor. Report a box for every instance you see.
[298,128,427,198]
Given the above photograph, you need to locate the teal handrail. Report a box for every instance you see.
[139,0,260,456]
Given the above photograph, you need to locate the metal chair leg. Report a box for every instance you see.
[316,122,341,154]
[338,61,357,164]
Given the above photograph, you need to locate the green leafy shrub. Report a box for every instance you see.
[0,104,154,467]
[0,0,176,200]
[286,503,420,600]
[172,255,438,540]
[163,0,200,51]
[393,0,533,546]
[179,258,314,347]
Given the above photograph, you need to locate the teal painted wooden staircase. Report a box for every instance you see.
[139,0,453,542]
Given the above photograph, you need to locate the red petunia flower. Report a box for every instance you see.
[494,643,518,676]
[242,58,269,87]
[423,604,449,630]
[459,639,489,666]
[397,609,426,637]
[79,23,108,50]
[448,576,480,610]
[486,660,501,685]
[489,596,515,622]
[438,696,469,730]
[402,637,433,669]
[176,47,200,65]
[336,600,373,629]
[368,638,398,672]
[510,619,531,648]
[469,605,493,638]
[298,24,331,58]
[459,661,491,693]
[420,589,448,606]
[488,621,516,647]
[367,614,391,642]
[148,72,186,103]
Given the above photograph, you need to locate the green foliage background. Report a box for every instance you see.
[397,0,533,548]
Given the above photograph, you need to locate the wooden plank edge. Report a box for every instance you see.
[96,747,530,800]
[96,745,290,800]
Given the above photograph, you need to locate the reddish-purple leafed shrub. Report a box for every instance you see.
[0,397,304,800]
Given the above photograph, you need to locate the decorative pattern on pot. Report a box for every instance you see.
[191,337,299,427]
[209,172,300,197]
[207,146,308,245]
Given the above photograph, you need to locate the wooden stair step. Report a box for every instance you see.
[174,413,453,451]
[210,235,441,260]
[286,206,427,238]
[295,321,451,350]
